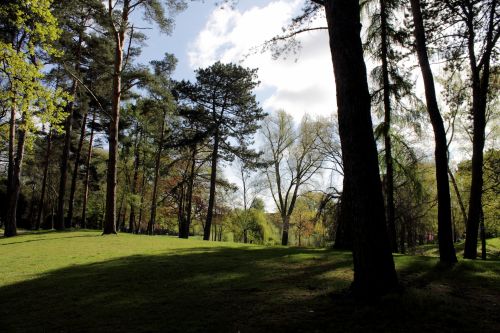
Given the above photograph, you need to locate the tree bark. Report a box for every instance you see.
[333,181,352,250]
[81,109,96,229]
[480,206,486,260]
[56,79,78,230]
[204,132,219,240]
[464,1,496,259]
[36,127,53,230]
[104,0,129,234]
[448,167,467,230]
[380,0,398,253]
[5,116,27,237]
[281,214,291,246]
[324,0,398,296]
[128,127,141,233]
[180,145,197,239]
[67,110,88,227]
[147,111,167,235]
[410,0,457,263]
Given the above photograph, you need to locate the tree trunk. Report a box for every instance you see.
[333,181,353,249]
[463,0,496,260]
[7,104,16,197]
[448,167,468,231]
[67,110,88,227]
[204,133,219,240]
[56,79,78,230]
[137,152,148,234]
[281,214,290,246]
[147,111,166,235]
[180,146,197,239]
[480,206,486,260]
[5,118,27,237]
[380,0,398,253]
[410,0,457,263]
[81,110,96,229]
[324,0,398,296]
[104,2,129,234]
[36,127,53,230]
[128,128,141,233]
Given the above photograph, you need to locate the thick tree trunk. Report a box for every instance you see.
[324,0,398,296]
[5,120,27,237]
[81,110,96,229]
[204,133,219,241]
[333,182,353,250]
[480,206,486,260]
[56,79,78,230]
[281,214,290,246]
[380,0,398,253]
[36,127,53,230]
[410,0,457,263]
[67,110,88,227]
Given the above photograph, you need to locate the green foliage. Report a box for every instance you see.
[0,0,68,139]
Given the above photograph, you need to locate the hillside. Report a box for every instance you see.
[0,231,499,332]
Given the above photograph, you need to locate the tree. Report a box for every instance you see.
[1,0,67,237]
[434,0,499,259]
[176,62,265,241]
[322,0,399,295]
[103,0,187,234]
[409,0,457,263]
[261,111,324,246]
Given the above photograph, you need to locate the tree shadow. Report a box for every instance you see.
[0,246,353,332]
[0,245,498,332]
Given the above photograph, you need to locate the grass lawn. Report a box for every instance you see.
[0,231,499,332]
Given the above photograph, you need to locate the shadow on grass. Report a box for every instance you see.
[0,245,498,332]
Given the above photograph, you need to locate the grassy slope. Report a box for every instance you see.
[0,231,498,332]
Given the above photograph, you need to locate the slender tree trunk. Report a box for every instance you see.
[67,110,88,227]
[5,117,27,237]
[324,0,398,296]
[463,0,496,260]
[36,127,53,230]
[147,112,166,235]
[380,0,397,253]
[81,110,96,229]
[204,132,219,240]
[104,2,129,235]
[448,167,467,229]
[410,0,457,263]
[137,152,148,234]
[7,104,16,196]
[56,79,78,230]
[128,128,141,233]
[180,146,197,239]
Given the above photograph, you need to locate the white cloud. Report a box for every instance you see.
[187,0,336,121]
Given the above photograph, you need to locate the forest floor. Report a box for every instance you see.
[0,230,499,332]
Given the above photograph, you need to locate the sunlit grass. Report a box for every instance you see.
[0,231,498,332]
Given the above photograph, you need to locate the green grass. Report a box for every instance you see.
[0,231,499,332]
[415,237,500,259]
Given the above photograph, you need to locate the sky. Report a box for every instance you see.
[130,0,339,209]
[134,0,336,122]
